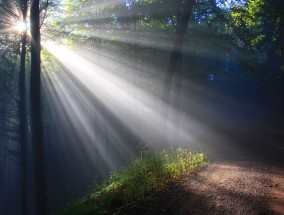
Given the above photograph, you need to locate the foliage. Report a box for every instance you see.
[0,31,23,143]
[230,0,265,48]
[59,148,207,215]
[230,0,284,76]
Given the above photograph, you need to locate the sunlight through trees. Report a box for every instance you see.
[0,0,283,214]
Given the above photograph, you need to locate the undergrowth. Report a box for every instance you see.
[59,148,207,215]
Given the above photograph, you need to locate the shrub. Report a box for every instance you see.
[59,148,207,215]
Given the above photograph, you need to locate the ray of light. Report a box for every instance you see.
[43,41,210,149]
[14,21,27,33]
[0,2,27,34]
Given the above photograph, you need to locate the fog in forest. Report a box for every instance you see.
[0,0,283,214]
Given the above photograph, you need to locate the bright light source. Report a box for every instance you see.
[14,21,27,33]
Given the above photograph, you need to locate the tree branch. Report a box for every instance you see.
[40,0,49,29]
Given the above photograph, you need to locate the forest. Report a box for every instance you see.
[0,0,283,214]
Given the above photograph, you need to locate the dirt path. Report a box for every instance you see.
[125,161,284,215]
[122,130,284,215]
[178,162,284,215]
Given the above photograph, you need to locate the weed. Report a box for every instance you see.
[59,148,207,215]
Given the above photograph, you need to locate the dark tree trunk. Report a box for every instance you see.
[19,0,28,214]
[163,0,195,103]
[162,0,195,145]
[282,77,284,121]
[0,124,6,215]
[30,0,45,214]
[280,17,284,122]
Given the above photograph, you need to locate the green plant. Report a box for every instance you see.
[59,148,207,215]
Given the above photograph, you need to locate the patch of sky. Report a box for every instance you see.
[126,0,133,9]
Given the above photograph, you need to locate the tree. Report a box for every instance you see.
[0,1,29,213]
[231,0,284,116]
[231,0,284,74]
[19,0,28,214]
[30,0,46,214]
[163,0,195,102]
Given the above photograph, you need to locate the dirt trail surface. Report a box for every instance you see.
[123,130,284,215]
[125,162,284,215]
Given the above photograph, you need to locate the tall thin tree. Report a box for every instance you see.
[30,0,45,214]
[19,0,28,213]
[162,0,195,144]
[163,0,195,102]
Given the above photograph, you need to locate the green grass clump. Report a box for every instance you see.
[60,148,207,215]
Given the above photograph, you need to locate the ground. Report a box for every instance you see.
[122,162,284,215]
[120,128,284,215]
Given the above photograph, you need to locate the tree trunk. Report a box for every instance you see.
[162,0,195,145]
[163,0,195,103]
[282,76,284,122]
[19,0,28,214]
[30,0,45,214]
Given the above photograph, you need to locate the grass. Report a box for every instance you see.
[59,148,208,215]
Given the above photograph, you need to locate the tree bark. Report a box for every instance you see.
[163,0,195,104]
[30,0,45,214]
[19,0,28,214]
[162,0,195,145]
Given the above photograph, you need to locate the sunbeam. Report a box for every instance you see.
[40,34,282,211]
[43,41,210,151]
[14,21,27,33]
[2,1,284,214]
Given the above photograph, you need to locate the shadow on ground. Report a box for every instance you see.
[123,161,284,215]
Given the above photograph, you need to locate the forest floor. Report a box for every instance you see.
[124,161,284,215]
[121,129,284,215]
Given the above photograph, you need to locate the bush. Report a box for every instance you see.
[59,148,207,215]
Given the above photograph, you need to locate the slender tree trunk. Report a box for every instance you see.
[163,0,195,102]
[162,0,195,145]
[0,128,6,214]
[280,17,284,122]
[281,71,284,122]
[172,59,182,145]
[30,0,45,214]
[19,0,28,215]
[19,0,28,214]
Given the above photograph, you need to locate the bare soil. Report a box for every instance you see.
[120,130,284,215]
[123,162,284,215]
